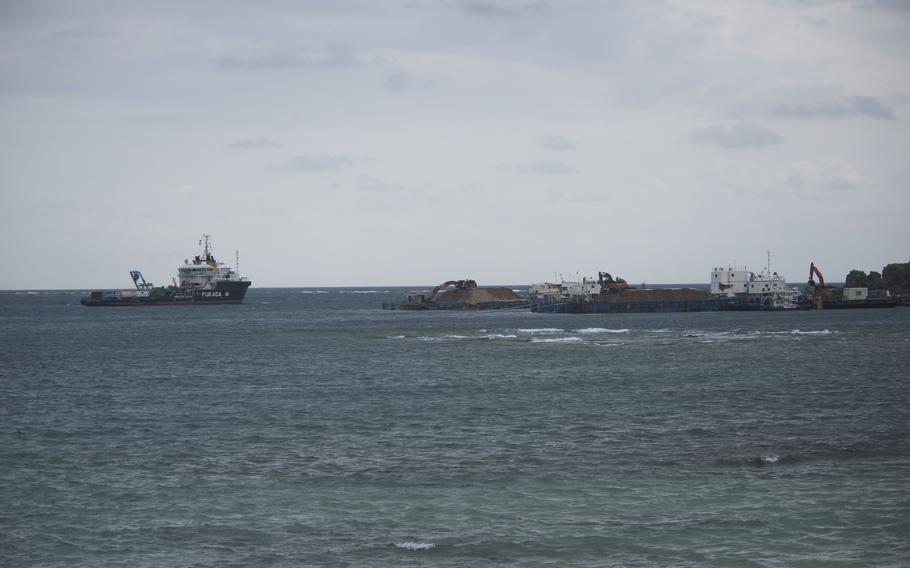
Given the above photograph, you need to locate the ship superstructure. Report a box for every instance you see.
[710,263,800,309]
[177,235,246,290]
[81,234,251,306]
[529,257,804,313]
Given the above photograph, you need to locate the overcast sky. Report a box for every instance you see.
[1,0,908,288]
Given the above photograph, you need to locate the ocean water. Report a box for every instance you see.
[1,288,908,567]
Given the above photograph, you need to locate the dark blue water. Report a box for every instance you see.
[2,288,908,567]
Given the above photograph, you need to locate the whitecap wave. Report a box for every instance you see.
[574,328,628,334]
[395,542,435,551]
[340,290,386,294]
[387,335,406,339]
[791,329,833,335]
[531,336,584,343]
[518,328,564,334]
[480,333,518,339]
[761,454,780,463]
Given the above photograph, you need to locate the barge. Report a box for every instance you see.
[530,262,807,314]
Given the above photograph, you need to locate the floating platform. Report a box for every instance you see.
[530,288,808,314]
[384,287,528,310]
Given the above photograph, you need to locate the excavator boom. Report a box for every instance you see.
[808,262,825,288]
[430,279,478,299]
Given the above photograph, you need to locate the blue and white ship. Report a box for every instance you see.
[81,235,251,306]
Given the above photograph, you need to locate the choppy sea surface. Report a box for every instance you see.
[1,287,908,567]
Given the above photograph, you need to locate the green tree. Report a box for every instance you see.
[845,269,868,288]
[882,262,910,293]
[868,271,884,290]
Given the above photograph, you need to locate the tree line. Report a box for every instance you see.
[845,261,910,294]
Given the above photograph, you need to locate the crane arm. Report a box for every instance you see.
[808,262,825,288]
[430,279,478,299]
[431,280,461,297]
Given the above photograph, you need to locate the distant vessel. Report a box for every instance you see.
[383,279,528,310]
[530,258,805,313]
[804,261,899,309]
[81,235,251,306]
[709,258,803,310]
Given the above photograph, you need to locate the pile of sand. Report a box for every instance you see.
[436,287,524,306]
[595,288,711,303]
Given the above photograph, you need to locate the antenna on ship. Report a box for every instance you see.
[236,249,240,275]
[766,250,771,277]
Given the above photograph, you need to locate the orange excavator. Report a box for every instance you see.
[808,262,826,288]
[430,279,477,300]
[598,272,631,292]
[808,262,836,309]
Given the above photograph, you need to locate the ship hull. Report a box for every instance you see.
[530,295,807,314]
[81,281,251,306]
[820,298,900,309]
[531,298,727,314]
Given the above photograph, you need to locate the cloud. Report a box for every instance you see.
[384,71,412,91]
[514,160,575,175]
[459,1,517,17]
[214,47,365,70]
[869,0,910,11]
[775,95,895,120]
[688,121,782,149]
[458,0,548,18]
[540,134,576,151]
[785,158,868,196]
[267,155,360,172]
[226,137,281,150]
[851,96,895,119]
[545,187,611,204]
[357,175,398,192]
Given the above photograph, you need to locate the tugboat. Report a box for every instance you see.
[80,235,251,306]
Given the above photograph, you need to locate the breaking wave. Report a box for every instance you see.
[412,333,517,342]
[531,337,584,344]
[395,542,435,551]
[574,328,629,334]
[339,290,388,294]
[518,328,564,334]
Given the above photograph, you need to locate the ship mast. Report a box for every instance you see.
[202,234,212,258]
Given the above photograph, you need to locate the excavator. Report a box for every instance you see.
[807,262,835,309]
[429,279,477,301]
[598,272,631,293]
[807,262,826,288]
